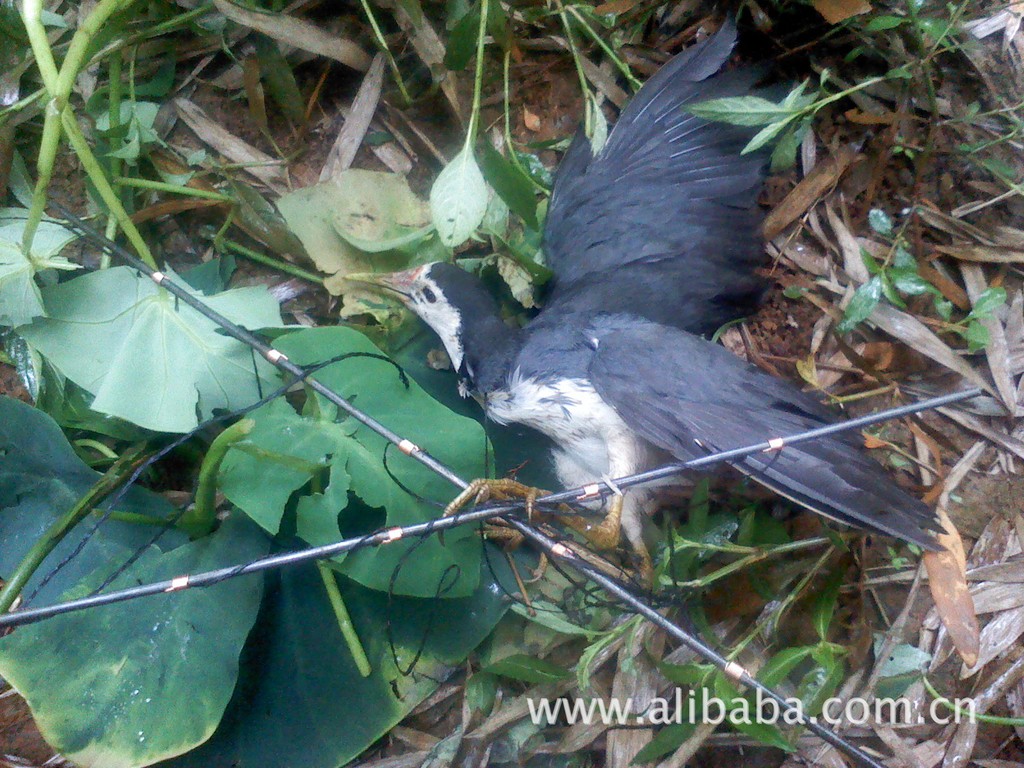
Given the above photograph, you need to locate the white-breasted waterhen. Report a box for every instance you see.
[353,19,945,575]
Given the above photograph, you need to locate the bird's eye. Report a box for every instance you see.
[422,287,437,303]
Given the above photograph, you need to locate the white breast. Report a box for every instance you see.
[484,371,674,550]
[485,372,643,480]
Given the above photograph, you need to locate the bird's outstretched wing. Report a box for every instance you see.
[540,19,770,336]
[585,318,944,550]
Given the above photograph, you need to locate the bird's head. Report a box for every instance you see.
[349,262,509,389]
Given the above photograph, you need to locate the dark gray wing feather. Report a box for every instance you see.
[585,318,944,550]
[541,19,769,335]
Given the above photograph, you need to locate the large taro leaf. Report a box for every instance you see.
[0,515,267,768]
[17,266,283,433]
[162,554,513,768]
[218,325,486,597]
[0,396,180,605]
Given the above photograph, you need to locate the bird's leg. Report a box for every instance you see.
[443,478,546,520]
[443,478,554,554]
[557,491,654,588]
[567,491,623,551]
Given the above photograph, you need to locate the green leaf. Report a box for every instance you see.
[18,266,283,433]
[444,6,480,70]
[965,319,990,352]
[0,514,267,767]
[967,286,1006,319]
[758,646,814,687]
[872,636,931,678]
[743,118,793,154]
[934,296,953,321]
[632,723,695,763]
[711,676,794,752]
[485,654,570,683]
[781,81,815,111]
[837,277,882,333]
[430,146,489,248]
[656,660,714,687]
[811,569,845,640]
[860,248,882,275]
[864,14,905,30]
[893,243,916,271]
[770,122,806,171]
[233,326,488,597]
[478,142,539,229]
[253,35,307,126]
[891,271,934,296]
[586,92,608,155]
[798,646,846,716]
[279,170,431,263]
[879,272,906,309]
[868,208,893,237]
[465,672,498,715]
[686,96,796,126]
[0,216,81,326]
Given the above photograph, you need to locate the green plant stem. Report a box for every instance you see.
[20,0,156,265]
[20,0,60,91]
[729,547,834,658]
[463,0,490,151]
[357,0,413,106]
[22,100,63,253]
[181,418,255,538]
[922,676,1023,726]
[553,0,591,132]
[502,48,548,194]
[74,438,120,461]
[118,176,233,202]
[103,49,124,263]
[0,442,150,613]
[671,536,829,557]
[220,238,324,283]
[60,109,157,267]
[566,5,640,89]
[317,561,373,677]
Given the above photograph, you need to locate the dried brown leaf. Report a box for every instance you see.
[762,145,858,240]
[811,0,868,26]
[962,606,1024,678]
[385,0,462,121]
[826,205,870,282]
[924,504,980,667]
[608,625,663,766]
[174,98,288,192]
[321,55,386,181]
[868,303,994,395]
[936,244,1024,263]
[594,0,640,13]
[212,0,371,71]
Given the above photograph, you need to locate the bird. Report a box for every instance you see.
[351,20,945,576]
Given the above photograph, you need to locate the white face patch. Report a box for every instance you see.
[405,273,465,371]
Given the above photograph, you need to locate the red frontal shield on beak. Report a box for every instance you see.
[345,265,426,304]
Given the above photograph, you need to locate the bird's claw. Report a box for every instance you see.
[443,478,550,521]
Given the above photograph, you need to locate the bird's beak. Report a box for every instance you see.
[345,266,424,304]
